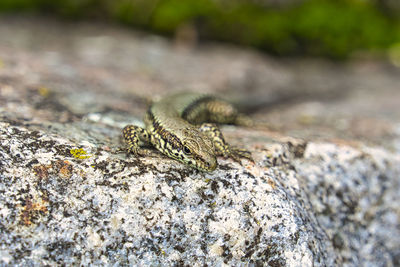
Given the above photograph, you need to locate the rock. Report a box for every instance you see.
[1,15,400,266]
[0,122,336,266]
[296,143,400,266]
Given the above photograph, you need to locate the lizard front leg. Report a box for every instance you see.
[122,125,151,155]
[199,123,253,163]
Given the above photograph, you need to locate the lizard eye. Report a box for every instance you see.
[183,146,191,154]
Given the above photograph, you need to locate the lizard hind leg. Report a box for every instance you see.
[199,123,253,163]
[205,99,253,126]
[122,125,151,156]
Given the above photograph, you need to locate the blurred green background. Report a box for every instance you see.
[1,0,400,59]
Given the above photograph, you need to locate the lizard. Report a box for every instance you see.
[122,92,253,171]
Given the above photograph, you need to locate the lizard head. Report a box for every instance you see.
[179,129,217,172]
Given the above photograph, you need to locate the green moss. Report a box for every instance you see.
[290,0,399,57]
[209,5,295,54]
[0,0,38,11]
[1,0,399,58]
[150,0,218,33]
[110,0,158,26]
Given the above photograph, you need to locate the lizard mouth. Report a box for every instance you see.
[198,158,217,172]
[173,154,217,172]
[181,155,217,171]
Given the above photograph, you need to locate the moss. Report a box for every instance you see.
[0,0,38,11]
[208,5,295,54]
[110,0,158,27]
[145,0,400,58]
[1,0,399,58]
[290,0,399,57]
[150,0,218,33]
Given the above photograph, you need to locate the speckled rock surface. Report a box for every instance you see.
[1,15,400,266]
[0,123,334,266]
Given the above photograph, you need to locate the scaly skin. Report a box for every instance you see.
[123,92,252,171]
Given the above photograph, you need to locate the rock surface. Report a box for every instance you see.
[1,15,400,266]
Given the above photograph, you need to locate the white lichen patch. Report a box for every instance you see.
[209,239,224,256]
[86,227,103,248]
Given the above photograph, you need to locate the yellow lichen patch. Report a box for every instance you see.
[70,148,91,159]
[38,86,50,97]
[0,58,4,68]
[19,196,49,226]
